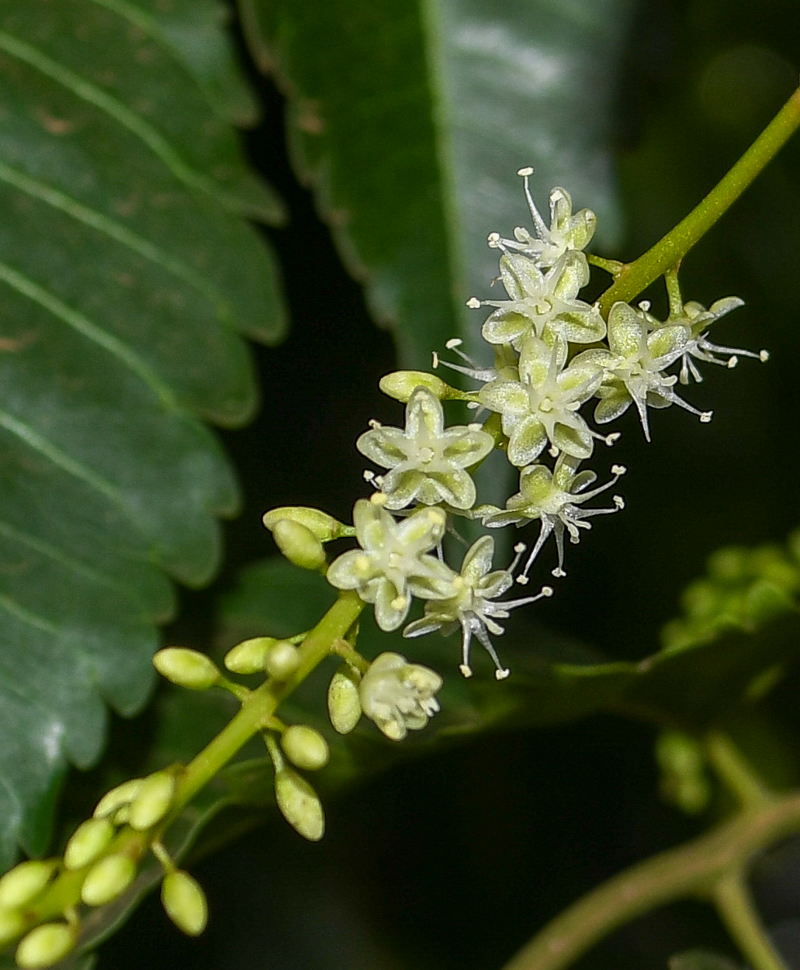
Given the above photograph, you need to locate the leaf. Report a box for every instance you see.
[239,0,635,368]
[0,0,284,868]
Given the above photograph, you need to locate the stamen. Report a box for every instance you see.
[459,664,473,678]
[466,297,481,308]
[446,338,464,349]
[700,411,713,423]
[517,166,534,177]
[759,350,770,362]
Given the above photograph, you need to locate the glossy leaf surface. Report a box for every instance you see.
[239,0,634,367]
[0,0,284,867]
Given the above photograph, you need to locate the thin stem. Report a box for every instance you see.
[705,731,773,808]
[30,590,366,925]
[597,83,800,316]
[714,869,787,970]
[499,789,800,970]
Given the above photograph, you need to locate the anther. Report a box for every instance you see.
[613,495,625,509]
[611,464,626,476]
[446,338,463,349]
[495,668,511,680]
[541,586,554,597]
[517,166,534,177]
[759,350,770,362]
[726,356,738,369]
[466,297,481,308]
[459,664,473,678]
[605,433,621,446]
[700,411,713,423]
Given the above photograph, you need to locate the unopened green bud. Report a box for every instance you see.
[263,507,350,542]
[327,664,362,734]
[0,908,25,946]
[281,725,330,771]
[161,870,207,937]
[0,860,57,909]
[93,778,142,818]
[275,768,325,841]
[224,636,276,674]
[81,854,137,907]
[15,922,75,969]
[64,817,115,870]
[271,519,327,571]
[379,370,452,403]
[128,771,176,831]
[153,648,221,690]
[264,640,301,680]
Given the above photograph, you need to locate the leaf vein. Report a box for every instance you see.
[0,258,180,410]
[0,160,227,313]
[0,29,222,203]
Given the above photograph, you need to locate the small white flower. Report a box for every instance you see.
[487,170,597,268]
[475,455,626,579]
[326,500,452,631]
[359,652,443,741]
[576,302,712,441]
[403,536,552,680]
[356,386,493,510]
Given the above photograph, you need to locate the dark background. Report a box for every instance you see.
[95,0,800,967]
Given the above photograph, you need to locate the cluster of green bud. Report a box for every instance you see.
[661,533,800,651]
[0,763,191,967]
[263,169,766,683]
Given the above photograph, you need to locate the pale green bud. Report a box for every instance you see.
[379,370,452,403]
[93,778,142,818]
[263,506,350,542]
[128,771,176,831]
[224,636,275,674]
[327,664,362,734]
[153,648,220,691]
[0,907,25,946]
[271,519,327,571]
[64,817,115,870]
[80,854,137,907]
[275,768,325,841]
[264,640,301,680]
[15,922,75,969]
[281,725,330,771]
[0,860,57,909]
[161,870,208,937]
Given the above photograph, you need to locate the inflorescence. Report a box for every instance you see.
[271,167,766,683]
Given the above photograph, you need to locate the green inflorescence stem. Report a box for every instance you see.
[26,590,365,927]
[500,786,800,970]
[597,82,800,316]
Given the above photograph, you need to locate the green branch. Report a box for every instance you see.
[500,787,800,970]
[714,869,787,970]
[597,83,800,315]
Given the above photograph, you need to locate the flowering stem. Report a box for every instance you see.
[499,785,800,970]
[26,591,365,926]
[597,83,800,316]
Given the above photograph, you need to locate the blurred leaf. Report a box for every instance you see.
[239,0,635,368]
[0,0,285,868]
[669,949,740,970]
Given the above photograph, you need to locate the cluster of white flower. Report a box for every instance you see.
[321,168,767,685]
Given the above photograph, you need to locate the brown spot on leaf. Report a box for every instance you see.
[296,99,325,135]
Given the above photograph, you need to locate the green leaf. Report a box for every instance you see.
[239,0,634,368]
[0,0,284,868]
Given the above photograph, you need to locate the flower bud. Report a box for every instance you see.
[0,908,25,946]
[327,664,362,734]
[275,768,325,841]
[224,636,275,674]
[264,640,301,680]
[379,370,452,402]
[271,519,327,571]
[80,853,137,907]
[128,771,176,831]
[153,648,220,691]
[161,870,207,936]
[15,923,75,969]
[0,860,57,909]
[281,725,330,771]
[64,817,115,870]
[263,507,350,542]
[93,778,142,818]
